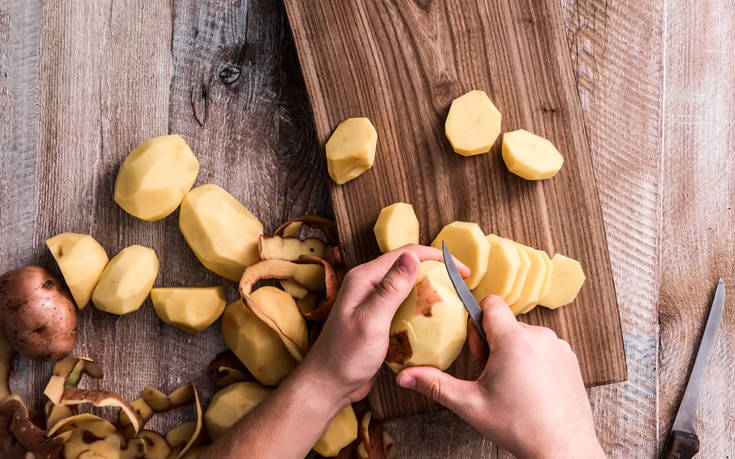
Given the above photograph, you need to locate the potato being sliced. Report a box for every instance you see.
[373,202,419,253]
[539,254,586,309]
[505,244,531,305]
[151,286,226,334]
[472,235,520,302]
[46,232,109,309]
[313,404,358,457]
[92,245,158,315]
[430,221,489,289]
[508,245,549,315]
[519,250,553,314]
[502,129,564,180]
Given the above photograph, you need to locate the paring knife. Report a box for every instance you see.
[442,241,487,344]
[661,278,726,459]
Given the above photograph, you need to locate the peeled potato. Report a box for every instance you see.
[92,245,158,315]
[472,235,520,302]
[46,233,109,309]
[431,221,489,289]
[445,90,502,156]
[179,184,264,282]
[502,129,564,180]
[386,261,468,373]
[221,300,297,386]
[373,202,419,253]
[151,286,226,334]
[508,245,549,315]
[325,117,377,185]
[505,244,531,305]
[204,382,272,440]
[539,254,586,309]
[114,134,199,221]
[313,404,358,457]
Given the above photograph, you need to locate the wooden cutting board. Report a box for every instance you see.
[284,0,627,420]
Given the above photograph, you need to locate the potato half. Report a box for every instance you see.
[46,232,109,309]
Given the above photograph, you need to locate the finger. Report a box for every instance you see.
[467,318,489,362]
[356,252,419,323]
[358,245,471,283]
[480,295,519,351]
[397,366,476,414]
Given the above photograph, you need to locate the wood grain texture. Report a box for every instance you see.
[284,0,626,420]
[561,0,662,456]
[659,2,735,457]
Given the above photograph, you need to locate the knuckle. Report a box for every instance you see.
[377,275,402,299]
[428,379,446,403]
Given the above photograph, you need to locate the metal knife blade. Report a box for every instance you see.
[671,278,726,434]
[442,241,488,344]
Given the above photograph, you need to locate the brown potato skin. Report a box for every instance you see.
[0,266,77,361]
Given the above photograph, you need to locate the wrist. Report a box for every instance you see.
[286,360,350,418]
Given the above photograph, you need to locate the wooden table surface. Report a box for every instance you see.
[0,1,732,457]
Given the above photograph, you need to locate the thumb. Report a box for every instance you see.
[358,252,419,322]
[397,366,475,414]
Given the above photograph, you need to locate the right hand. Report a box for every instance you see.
[396,295,605,458]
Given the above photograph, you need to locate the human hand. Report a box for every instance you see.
[396,295,604,458]
[299,245,470,408]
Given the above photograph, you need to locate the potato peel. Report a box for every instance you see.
[142,384,195,412]
[259,235,327,261]
[44,355,103,404]
[298,255,339,321]
[59,387,143,435]
[0,333,14,400]
[239,259,325,294]
[175,384,203,459]
[280,279,310,299]
[245,287,308,362]
[138,429,172,459]
[0,394,64,459]
[273,215,339,245]
[355,411,395,459]
[207,350,253,388]
[120,397,155,439]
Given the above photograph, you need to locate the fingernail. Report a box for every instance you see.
[396,253,418,275]
[397,373,416,388]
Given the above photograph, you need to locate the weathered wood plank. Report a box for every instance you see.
[561,0,662,456]
[659,2,735,456]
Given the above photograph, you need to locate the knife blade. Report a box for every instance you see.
[661,278,726,459]
[441,241,488,344]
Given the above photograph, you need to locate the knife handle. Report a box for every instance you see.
[661,430,700,459]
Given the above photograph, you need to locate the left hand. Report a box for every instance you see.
[299,245,470,406]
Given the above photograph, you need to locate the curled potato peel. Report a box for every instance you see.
[259,235,327,261]
[0,334,14,400]
[58,387,143,435]
[44,355,103,404]
[247,286,309,362]
[298,255,340,321]
[0,395,64,459]
[273,215,339,245]
[239,259,325,293]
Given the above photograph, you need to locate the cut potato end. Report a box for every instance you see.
[151,286,226,334]
[508,245,549,315]
[326,117,378,184]
[445,90,502,156]
[518,250,552,314]
[114,134,199,221]
[221,300,298,386]
[539,254,586,309]
[430,221,489,289]
[46,232,109,309]
[472,235,521,302]
[92,245,159,315]
[313,404,358,457]
[204,382,272,440]
[179,184,264,282]
[373,202,419,253]
[502,129,563,180]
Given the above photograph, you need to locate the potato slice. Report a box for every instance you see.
[92,245,158,315]
[445,90,502,156]
[313,404,358,457]
[221,300,297,386]
[326,117,378,184]
[46,232,109,309]
[204,382,272,440]
[505,244,531,305]
[472,235,521,302]
[114,134,199,221]
[502,129,564,180]
[373,202,419,253]
[151,286,226,334]
[179,184,264,282]
[539,254,586,309]
[430,221,489,289]
[518,250,553,314]
[248,286,308,362]
[386,261,468,373]
[508,245,549,315]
